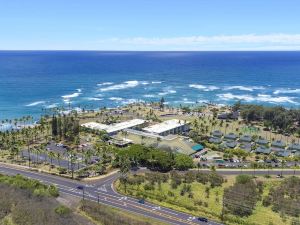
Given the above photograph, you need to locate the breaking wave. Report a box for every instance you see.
[189,84,219,91]
[99,80,140,92]
[26,101,46,107]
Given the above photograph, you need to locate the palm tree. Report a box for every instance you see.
[69,151,77,179]
[56,152,62,167]
[225,123,229,135]
[48,151,55,166]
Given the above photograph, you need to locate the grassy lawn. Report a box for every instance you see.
[116,174,299,225]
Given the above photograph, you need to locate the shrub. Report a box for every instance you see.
[144,183,155,191]
[55,205,71,216]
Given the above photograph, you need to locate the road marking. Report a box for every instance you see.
[59,190,180,225]
[97,185,107,192]
[0,165,216,225]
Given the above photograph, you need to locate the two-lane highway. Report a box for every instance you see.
[0,164,222,225]
[1,163,299,225]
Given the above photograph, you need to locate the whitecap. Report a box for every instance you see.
[189,84,219,91]
[46,103,58,108]
[151,81,162,84]
[256,94,297,104]
[143,94,156,98]
[158,88,177,96]
[217,93,297,104]
[26,101,46,107]
[109,97,123,101]
[99,80,140,92]
[223,85,265,92]
[121,99,144,105]
[97,82,114,86]
[273,88,300,95]
[217,93,255,102]
[62,92,81,99]
[86,97,103,101]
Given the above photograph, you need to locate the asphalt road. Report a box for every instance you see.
[0,164,299,225]
[0,164,223,225]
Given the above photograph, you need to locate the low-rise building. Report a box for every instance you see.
[224,133,238,141]
[256,138,269,146]
[142,119,190,136]
[271,140,286,148]
[239,135,252,143]
[256,146,271,154]
[81,119,146,135]
[212,130,223,138]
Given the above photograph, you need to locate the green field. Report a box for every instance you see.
[116,174,300,225]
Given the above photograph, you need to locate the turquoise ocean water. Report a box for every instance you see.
[0,51,300,120]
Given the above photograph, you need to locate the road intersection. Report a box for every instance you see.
[0,163,299,225]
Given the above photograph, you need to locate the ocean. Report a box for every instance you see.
[0,51,300,120]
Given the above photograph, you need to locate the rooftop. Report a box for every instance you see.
[143,119,188,134]
[81,119,145,134]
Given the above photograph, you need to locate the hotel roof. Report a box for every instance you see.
[143,119,188,134]
[81,119,145,134]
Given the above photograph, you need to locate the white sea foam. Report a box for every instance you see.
[183,101,195,104]
[62,92,81,99]
[97,82,114,86]
[273,88,300,94]
[158,88,177,96]
[109,97,123,101]
[99,80,140,92]
[223,85,265,91]
[86,97,103,101]
[76,88,82,92]
[217,93,255,102]
[143,94,156,98]
[63,99,72,104]
[151,81,162,84]
[141,81,149,85]
[26,101,46,107]
[46,103,58,108]
[217,93,297,104]
[121,99,144,105]
[189,84,219,91]
[256,94,297,104]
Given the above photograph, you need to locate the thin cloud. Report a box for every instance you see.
[97,34,300,50]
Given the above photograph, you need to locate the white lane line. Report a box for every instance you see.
[59,190,180,225]
[94,190,179,216]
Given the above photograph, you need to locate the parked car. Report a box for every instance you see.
[198,217,208,222]
[138,199,145,204]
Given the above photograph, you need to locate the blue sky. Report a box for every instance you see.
[0,0,300,50]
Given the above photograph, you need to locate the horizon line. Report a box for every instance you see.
[1,49,300,52]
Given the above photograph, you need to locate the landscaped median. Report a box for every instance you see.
[115,171,300,225]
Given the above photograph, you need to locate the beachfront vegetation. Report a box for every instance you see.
[117,172,300,225]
